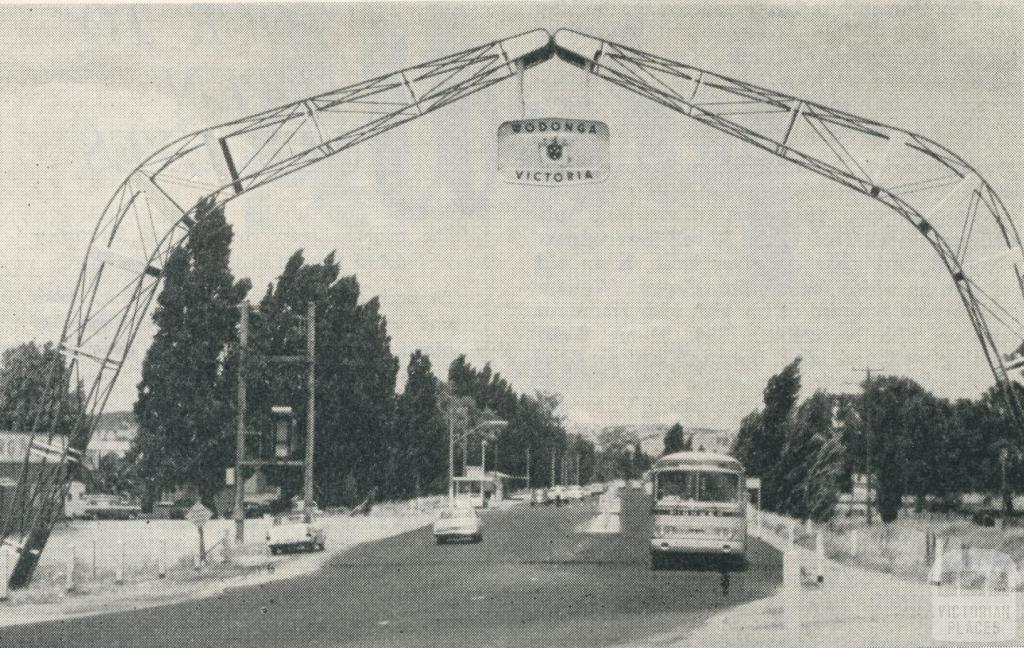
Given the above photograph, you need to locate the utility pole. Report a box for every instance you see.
[448,416,455,501]
[481,440,487,474]
[303,302,316,514]
[854,366,884,525]
[234,302,249,542]
[525,447,531,489]
[1001,446,1009,529]
[550,450,556,487]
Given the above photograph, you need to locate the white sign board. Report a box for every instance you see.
[185,501,213,527]
[0,432,69,463]
[497,118,609,186]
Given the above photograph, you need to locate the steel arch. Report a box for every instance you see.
[4,28,1022,587]
[551,28,1024,429]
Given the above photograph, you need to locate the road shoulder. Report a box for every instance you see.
[0,512,433,629]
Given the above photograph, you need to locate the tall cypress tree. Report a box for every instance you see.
[250,250,398,506]
[133,199,251,511]
[394,351,447,496]
[663,423,687,455]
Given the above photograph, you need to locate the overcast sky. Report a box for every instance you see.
[0,2,1021,430]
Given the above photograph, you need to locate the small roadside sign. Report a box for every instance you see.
[185,502,213,527]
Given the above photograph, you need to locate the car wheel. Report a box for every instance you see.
[436,537,446,545]
[270,546,278,555]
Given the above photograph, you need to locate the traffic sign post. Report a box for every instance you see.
[186,502,213,564]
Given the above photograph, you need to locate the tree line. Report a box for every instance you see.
[118,200,640,511]
[731,357,1022,523]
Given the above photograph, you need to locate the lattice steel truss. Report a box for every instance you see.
[0,29,554,587]
[553,29,1024,424]
[4,28,1022,588]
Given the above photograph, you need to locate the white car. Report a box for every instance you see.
[433,507,482,543]
[564,485,585,501]
[266,512,326,554]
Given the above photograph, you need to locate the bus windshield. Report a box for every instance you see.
[656,470,739,503]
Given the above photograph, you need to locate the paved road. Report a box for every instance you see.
[3,489,781,647]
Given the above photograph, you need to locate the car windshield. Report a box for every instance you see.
[440,508,475,519]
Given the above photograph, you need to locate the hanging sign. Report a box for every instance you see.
[497,118,609,186]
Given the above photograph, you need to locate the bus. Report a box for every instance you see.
[648,451,746,569]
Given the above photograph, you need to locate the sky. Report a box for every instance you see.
[0,2,1021,430]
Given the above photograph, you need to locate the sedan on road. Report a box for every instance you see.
[266,512,326,554]
[433,506,483,543]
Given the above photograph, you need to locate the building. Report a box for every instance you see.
[452,466,516,508]
[0,431,72,532]
[686,427,738,454]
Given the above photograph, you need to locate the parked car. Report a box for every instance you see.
[266,512,326,554]
[225,501,275,519]
[564,485,585,501]
[972,509,997,527]
[530,489,549,507]
[433,506,482,544]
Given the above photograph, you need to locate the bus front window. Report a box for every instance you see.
[700,472,739,502]
[656,471,695,500]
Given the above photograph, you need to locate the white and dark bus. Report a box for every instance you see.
[648,451,746,569]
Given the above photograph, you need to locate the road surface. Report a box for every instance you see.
[3,489,781,647]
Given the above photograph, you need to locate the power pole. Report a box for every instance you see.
[550,450,556,487]
[448,416,455,501]
[303,302,316,514]
[234,302,249,542]
[854,366,884,526]
[525,447,531,489]
[1001,447,1009,529]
